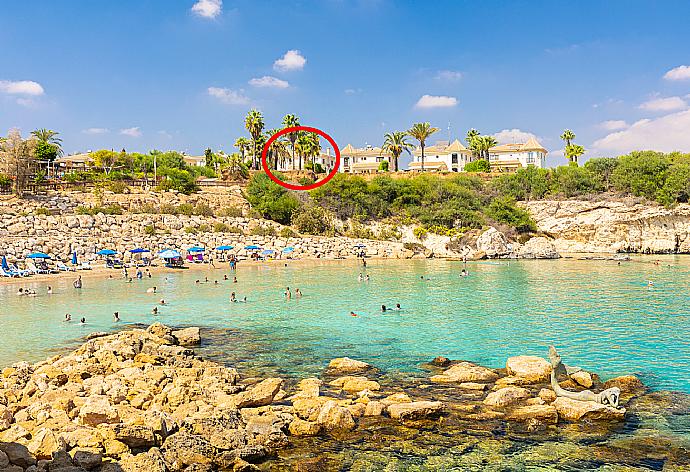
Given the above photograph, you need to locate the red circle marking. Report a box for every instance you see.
[261,126,340,191]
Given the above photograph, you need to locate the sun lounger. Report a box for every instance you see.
[10,264,31,277]
[27,261,49,275]
[80,261,92,270]
[57,261,76,272]
[1,266,19,277]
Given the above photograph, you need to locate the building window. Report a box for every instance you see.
[451,153,458,164]
[376,156,383,162]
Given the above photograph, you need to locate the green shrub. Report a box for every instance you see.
[249,225,277,236]
[193,202,214,216]
[246,172,299,225]
[403,242,425,252]
[657,163,690,206]
[144,225,156,235]
[378,160,389,172]
[198,224,210,233]
[34,207,52,216]
[107,181,129,194]
[279,227,300,238]
[218,206,243,217]
[485,197,536,233]
[75,204,123,215]
[177,203,194,215]
[493,166,550,201]
[611,151,670,200]
[549,166,603,197]
[291,205,335,235]
[213,222,230,233]
[227,225,244,234]
[413,226,428,240]
[184,226,198,234]
[0,173,12,186]
[158,204,177,214]
[139,203,158,214]
[376,225,401,241]
[464,159,490,172]
[345,220,375,239]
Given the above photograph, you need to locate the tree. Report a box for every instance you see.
[294,132,311,171]
[90,150,120,174]
[234,137,251,164]
[382,131,413,172]
[34,141,59,162]
[281,114,300,170]
[407,122,439,171]
[244,109,265,170]
[466,129,481,160]
[477,135,498,160]
[31,129,63,157]
[0,129,37,194]
[560,129,575,148]
[264,129,289,170]
[464,159,490,172]
[565,143,585,165]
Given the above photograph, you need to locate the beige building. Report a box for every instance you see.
[409,139,471,172]
[488,137,547,171]
[338,144,392,173]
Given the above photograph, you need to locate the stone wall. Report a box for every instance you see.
[523,200,690,254]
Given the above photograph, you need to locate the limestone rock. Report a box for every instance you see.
[363,401,385,416]
[288,418,321,436]
[483,387,530,408]
[459,382,487,391]
[316,400,356,432]
[476,227,509,258]
[0,442,36,468]
[603,375,645,395]
[380,393,412,406]
[506,405,558,424]
[326,357,371,375]
[79,395,120,426]
[71,449,103,469]
[173,327,201,346]
[538,388,557,403]
[517,237,560,259]
[329,376,380,393]
[552,397,626,422]
[234,378,283,408]
[27,428,65,460]
[506,356,551,383]
[430,362,499,383]
[570,371,593,388]
[387,401,445,421]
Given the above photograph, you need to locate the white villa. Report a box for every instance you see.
[275,148,338,173]
[408,137,548,172]
[338,144,392,173]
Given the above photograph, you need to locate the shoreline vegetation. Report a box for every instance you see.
[0,323,687,471]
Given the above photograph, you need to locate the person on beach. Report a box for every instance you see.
[147,286,157,293]
[381,304,387,312]
[295,288,302,298]
[113,312,120,322]
[230,292,237,302]
[64,313,71,322]
[73,276,82,289]
[123,267,128,278]
[126,277,133,283]
[362,258,367,268]
[152,307,158,315]
[80,317,86,324]
[47,286,52,294]
[146,269,151,278]
[285,287,291,300]
[136,269,143,279]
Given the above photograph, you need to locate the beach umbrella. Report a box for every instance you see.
[97,249,117,256]
[158,249,181,259]
[244,245,261,250]
[216,245,233,251]
[262,249,275,255]
[71,252,78,265]
[129,248,150,254]
[1,255,9,271]
[27,252,51,259]
[282,247,295,253]
[187,246,205,253]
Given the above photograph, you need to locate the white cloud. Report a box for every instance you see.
[120,127,142,137]
[639,96,687,112]
[273,50,306,72]
[663,65,690,81]
[248,76,289,89]
[599,120,629,131]
[492,128,537,144]
[191,0,222,18]
[435,70,463,81]
[0,80,44,96]
[82,128,109,135]
[207,87,250,105]
[414,94,457,109]
[592,109,690,154]
[344,88,362,95]
[158,130,173,139]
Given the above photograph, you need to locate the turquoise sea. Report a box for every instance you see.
[1,257,689,393]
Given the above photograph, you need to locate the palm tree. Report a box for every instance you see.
[466,129,480,160]
[560,129,575,148]
[281,114,300,171]
[31,128,63,157]
[407,122,439,171]
[565,143,585,165]
[244,109,265,170]
[306,133,321,171]
[382,131,413,172]
[233,137,251,164]
[294,132,311,171]
[478,135,498,160]
[265,129,290,170]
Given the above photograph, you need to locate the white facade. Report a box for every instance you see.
[338,144,392,173]
[488,137,547,169]
[409,140,471,172]
[275,149,338,173]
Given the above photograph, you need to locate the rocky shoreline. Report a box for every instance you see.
[1,324,687,471]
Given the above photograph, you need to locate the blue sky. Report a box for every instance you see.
[3,0,690,167]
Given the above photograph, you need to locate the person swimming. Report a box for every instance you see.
[195,280,200,284]
[358,273,363,281]
[80,317,86,324]
[224,275,228,281]
[16,288,24,296]
[242,296,247,302]
[365,275,370,282]
[205,277,209,283]
[152,307,158,315]
[648,280,654,287]
[233,277,238,283]
[350,311,358,317]
[295,288,302,298]
[64,313,71,322]
[460,269,469,277]
[214,280,219,285]
[381,304,387,312]
[113,312,120,322]
[284,287,292,300]
[73,276,82,289]
[394,303,401,310]
[160,299,166,305]
[47,286,52,294]
[147,286,157,293]
[230,292,237,302]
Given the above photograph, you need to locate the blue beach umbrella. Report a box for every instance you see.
[27,252,51,259]
[262,249,275,255]
[282,247,295,253]
[244,245,261,250]
[188,246,205,253]
[1,255,10,271]
[97,249,117,256]
[71,252,78,265]
[216,245,233,251]
[129,248,150,254]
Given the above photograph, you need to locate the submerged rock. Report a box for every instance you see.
[326,357,372,375]
[430,362,499,383]
[387,401,445,421]
[483,387,530,408]
[316,401,356,432]
[552,397,626,422]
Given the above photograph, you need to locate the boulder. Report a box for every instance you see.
[483,387,530,408]
[316,400,356,432]
[326,357,371,375]
[506,356,551,383]
[552,397,626,422]
[173,327,201,346]
[538,388,557,403]
[79,395,120,426]
[387,401,445,421]
[71,449,103,470]
[476,227,510,258]
[329,376,380,393]
[430,362,499,383]
[380,393,412,406]
[570,371,593,388]
[430,356,451,367]
[234,378,283,408]
[506,404,558,424]
[292,397,331,422]
[0,442,36,468]
[27,428,65,460]
[459,382,487,391]
[120,449,168,472]
[363,401,385,416]
[603,375,645,395]
[288,418,321,437]
[106,424,156,448]
[517,237,560,259]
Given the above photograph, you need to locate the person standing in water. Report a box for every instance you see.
[113,312,120,322]
[285,287,292,300]
[73,276,82,289]
[295,288,302,298]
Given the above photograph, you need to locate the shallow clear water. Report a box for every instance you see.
[1,257,689,393]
